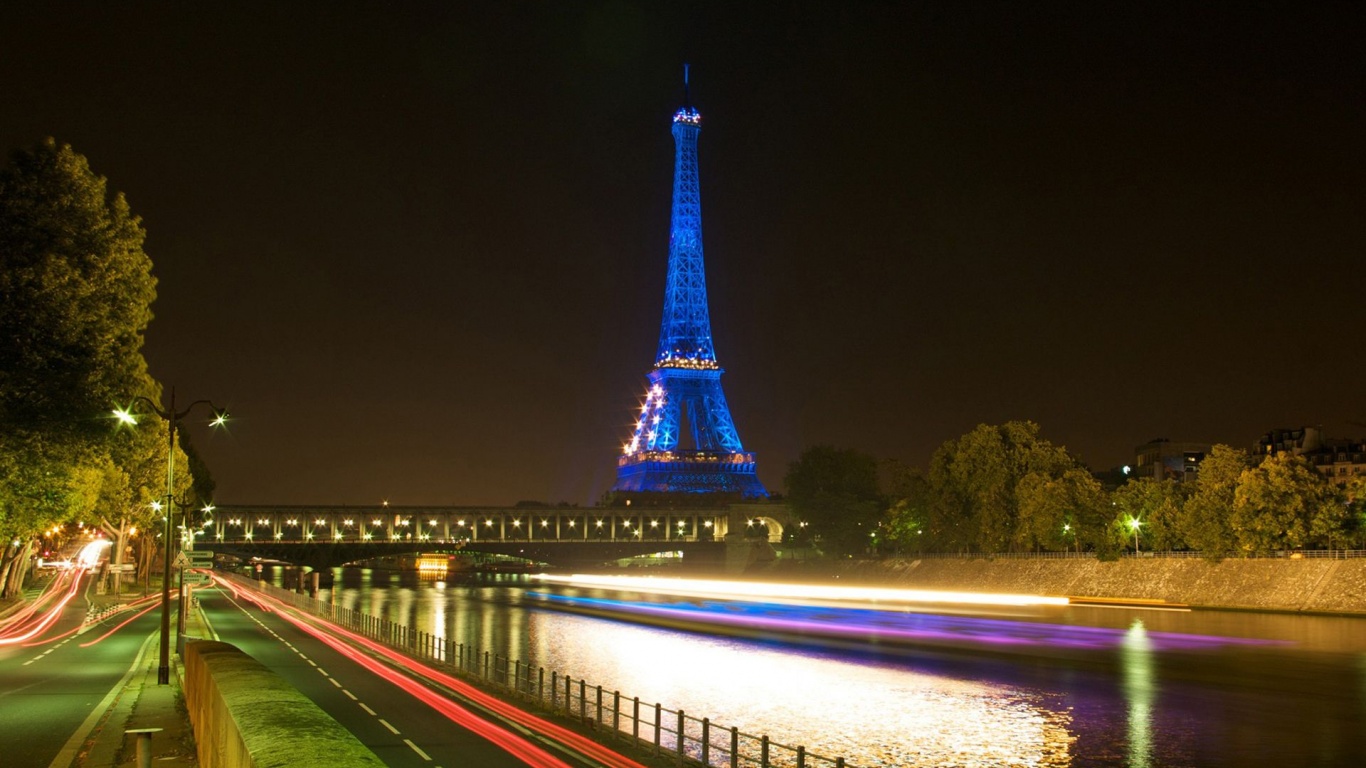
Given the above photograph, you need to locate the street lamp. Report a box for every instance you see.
[1128,517,1142,555]
[113,388,228,685]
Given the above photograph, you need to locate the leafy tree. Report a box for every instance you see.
[881,471,930,554]
[925,421,1079,552]
[1111,478,1186,552]
[1017,467,1109,553]
[785,445,883,555]
[0,139,159,591]
[0,138,156,436]
[1344,477,1366,547]
[1232,453,1341,554]
[1178,444,1250,560]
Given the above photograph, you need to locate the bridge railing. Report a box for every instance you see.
[225,573,854,768]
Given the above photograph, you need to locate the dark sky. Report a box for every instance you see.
[3,2,1363,506]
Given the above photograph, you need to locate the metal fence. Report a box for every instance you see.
[223,573,852,768]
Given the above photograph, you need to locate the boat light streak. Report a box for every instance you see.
[531,574,1070,609]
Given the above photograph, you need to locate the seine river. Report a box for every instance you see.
[271,567,1366,767]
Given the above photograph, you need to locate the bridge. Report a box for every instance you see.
[199,502,792,570]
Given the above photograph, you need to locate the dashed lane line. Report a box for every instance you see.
[329,678,342,688]
[379,719,400,735]
[343,689,358,700]
[359,703,377,716]
[404,739,432,761]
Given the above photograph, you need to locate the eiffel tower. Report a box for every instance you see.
[612,69,767,498]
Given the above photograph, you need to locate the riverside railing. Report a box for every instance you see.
[221,572,853,768]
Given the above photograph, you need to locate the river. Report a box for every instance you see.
[267,567,1366,767]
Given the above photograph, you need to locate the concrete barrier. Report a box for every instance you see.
[183,640,384,768]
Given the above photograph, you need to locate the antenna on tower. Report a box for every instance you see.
[683,63,691,108]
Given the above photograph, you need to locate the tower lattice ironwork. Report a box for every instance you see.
[612,70,767,498]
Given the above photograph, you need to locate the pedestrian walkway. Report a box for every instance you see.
[69,599,208,767]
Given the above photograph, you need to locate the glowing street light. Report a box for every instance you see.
[112,388,228,686]
[1128,517,1142,554]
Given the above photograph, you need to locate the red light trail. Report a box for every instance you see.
[217,576,646,768]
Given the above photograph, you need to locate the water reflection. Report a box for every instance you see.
[289,568,1366,767]
[1122,620,1154,768]
[532,611,1074,766]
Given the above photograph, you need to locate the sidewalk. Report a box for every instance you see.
[72,594,208,767]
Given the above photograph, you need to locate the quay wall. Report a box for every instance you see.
[835,557,1366,613]
[183,640,384,768]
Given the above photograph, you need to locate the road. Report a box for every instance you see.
[0,572,162,768]
[198,579,643,768]
[1,567,644,768]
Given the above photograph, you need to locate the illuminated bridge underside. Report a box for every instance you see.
[215,540,725,571]
[202,505,747,569]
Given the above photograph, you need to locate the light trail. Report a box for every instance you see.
[79,600,161,647]
[231,581,647,768]
[22,585,159,647]
[0,570,74,636]
[0,571,84,645]
[217,587,578,768]
[531,573,1071,609]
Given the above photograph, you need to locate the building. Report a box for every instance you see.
[1133,438,1211,483]
[1257,427,1366,486]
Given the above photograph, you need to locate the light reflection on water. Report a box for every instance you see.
[290,568,1366,767]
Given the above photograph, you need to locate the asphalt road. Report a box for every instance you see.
[198,585,603,768]
[0,574,161,768]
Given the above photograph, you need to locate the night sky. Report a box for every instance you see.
[3,2,1363,506]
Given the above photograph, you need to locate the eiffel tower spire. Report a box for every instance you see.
[612,69,767,498]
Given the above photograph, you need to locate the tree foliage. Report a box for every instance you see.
[1110,477,1185,552]
[1232,453,1343,554]
[0,139,163,590]
[923,421,1085,553]
[0,138,156,435]
[784,445,883,555]
[1177,445,1250,560]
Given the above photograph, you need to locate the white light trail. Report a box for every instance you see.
[530,574,1069,609]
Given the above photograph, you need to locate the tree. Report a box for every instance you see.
[0,139,159,591]
[924,421,1081,553]
[1017,467,1110,553]
[1178,444,1250,560]
[785,446,883,555]
[1110,477,1186,552]
[1232,453,1341,554]
[881,471,930,554]
[0,138,156,436]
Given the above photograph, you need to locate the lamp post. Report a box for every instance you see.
[1128,517,1142,555]
[114,388,227,685]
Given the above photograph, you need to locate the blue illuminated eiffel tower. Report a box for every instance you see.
[612,69,767,498]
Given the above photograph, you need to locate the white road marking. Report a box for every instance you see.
[343,689,358,700]
[379,718,399,734]
[359,703,377,716]
[329,678,342,688]
[404,739,432,761]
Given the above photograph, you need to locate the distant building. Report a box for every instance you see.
[1256,427,1366,486]
[1133,438,1211,483]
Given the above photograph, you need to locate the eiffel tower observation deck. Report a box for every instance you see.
[612,69,768,499]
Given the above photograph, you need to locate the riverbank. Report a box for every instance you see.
[823,556,1366,614]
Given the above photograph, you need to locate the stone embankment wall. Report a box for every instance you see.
[840,557,1366,613]
[183,640,385,768]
